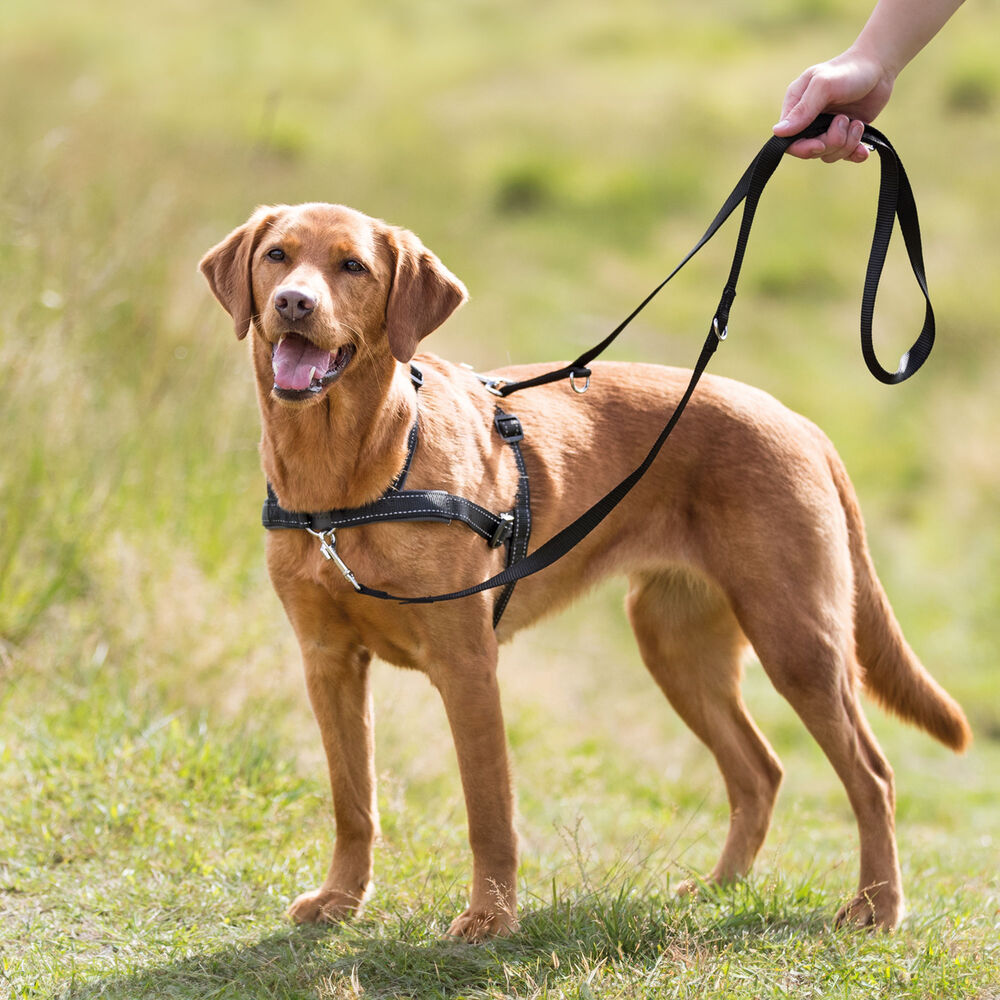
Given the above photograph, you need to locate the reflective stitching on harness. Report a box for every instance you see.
[315,497,501,529]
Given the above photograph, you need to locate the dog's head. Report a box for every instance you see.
[199,203,467,404]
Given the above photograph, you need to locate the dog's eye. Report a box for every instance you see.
[343,259,366,273]
[266,248,286,261]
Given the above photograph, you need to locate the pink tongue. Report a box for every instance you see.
[272,334,332,391]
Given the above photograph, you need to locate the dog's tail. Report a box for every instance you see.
[829,452,972,753]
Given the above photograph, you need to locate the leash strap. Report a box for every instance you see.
[492,113,933,394]
[274,114,938,608]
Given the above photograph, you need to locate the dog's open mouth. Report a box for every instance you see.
[271,333,354,400]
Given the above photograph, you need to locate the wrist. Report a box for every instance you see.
[844,39,899,88]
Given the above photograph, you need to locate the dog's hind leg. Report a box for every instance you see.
[723,535,905,930]
[742,605,904,930]
[626,568,784,891]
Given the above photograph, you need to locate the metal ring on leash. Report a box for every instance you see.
[569,371,591,394]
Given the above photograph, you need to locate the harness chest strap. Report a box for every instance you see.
[261,365,532,627]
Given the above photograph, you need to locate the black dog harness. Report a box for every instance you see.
[262,365,532,627]
[261,114,937,620]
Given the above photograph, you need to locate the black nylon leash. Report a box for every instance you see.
[273,114,937,608]
[490,113,933,396]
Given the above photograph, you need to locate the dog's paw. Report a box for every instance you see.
[445,907,518,943]
[673,877,702,898]
[287,887,363,925]
[834,886,903,932]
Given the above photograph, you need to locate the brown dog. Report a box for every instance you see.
[200,202,970,940]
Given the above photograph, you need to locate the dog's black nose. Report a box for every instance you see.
[274,287,316,322]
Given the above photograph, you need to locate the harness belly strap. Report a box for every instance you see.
[260,365,531,627]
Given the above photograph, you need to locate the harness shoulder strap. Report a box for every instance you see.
[492,407,531,627]
[263,426,516,551]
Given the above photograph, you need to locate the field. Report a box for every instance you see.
[1,0,999,996]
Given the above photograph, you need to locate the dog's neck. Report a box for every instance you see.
[251,335,416,512]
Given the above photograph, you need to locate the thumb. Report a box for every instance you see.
[774,74,826,135]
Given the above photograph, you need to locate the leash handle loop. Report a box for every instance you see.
[859,129,935,382]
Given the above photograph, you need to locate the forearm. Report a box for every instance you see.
[850,0,966,79]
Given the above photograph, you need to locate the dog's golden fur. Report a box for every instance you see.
[200,202,970,939]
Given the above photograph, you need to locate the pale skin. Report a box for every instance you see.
[773,0,966,163]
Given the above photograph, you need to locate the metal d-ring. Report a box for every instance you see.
[569,371,591,394]
[712,317,728,341]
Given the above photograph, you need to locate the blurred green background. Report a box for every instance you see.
[1,0,998,994]
[2,0,997,721]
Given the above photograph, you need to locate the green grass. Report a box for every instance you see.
[2,0,1000,996]
[3,642,999,998]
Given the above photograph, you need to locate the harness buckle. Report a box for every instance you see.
[306,527,363,592]
[490,512,514,548]
[493,412,524,443]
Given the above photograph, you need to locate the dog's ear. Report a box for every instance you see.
[199,207,281,340]
[383,227,468,363]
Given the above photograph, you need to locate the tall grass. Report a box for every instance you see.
[1,0,999,996]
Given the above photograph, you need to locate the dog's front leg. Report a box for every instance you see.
[288,639,378,925]
[275,581,379,925]
[432,642,519,941]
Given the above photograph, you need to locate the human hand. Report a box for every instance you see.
[773,49,895,163]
